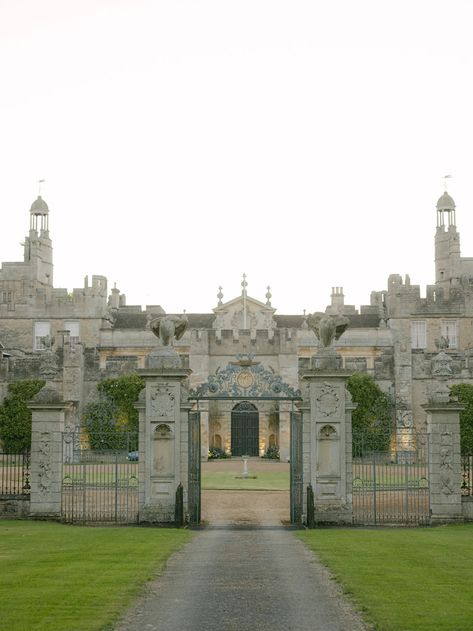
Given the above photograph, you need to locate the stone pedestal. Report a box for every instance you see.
[137,348,192,523]
[28,387,68,518]
[423,401,464,524]
[301,367,354,525]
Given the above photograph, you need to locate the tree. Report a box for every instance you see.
[96,374,144,433]
[83,374,144,450]
[347,373,394,452]
[0,379,45,452]
[449,384,473,454]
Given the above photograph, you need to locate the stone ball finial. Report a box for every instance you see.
[265,286,272,306]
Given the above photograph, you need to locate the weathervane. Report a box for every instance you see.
[38,179,45,195]
[443,174,452,191]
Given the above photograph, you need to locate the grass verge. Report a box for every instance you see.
[298,525,473,631]
[202,470,289,490]
[0,520,192,631]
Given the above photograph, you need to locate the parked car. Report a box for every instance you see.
[127,451,139,461]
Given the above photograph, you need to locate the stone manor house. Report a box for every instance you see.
[1,190,472,460]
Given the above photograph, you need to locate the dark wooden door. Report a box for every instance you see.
[231,402,259,456]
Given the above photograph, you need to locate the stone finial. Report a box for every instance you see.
[301,309,309,330]
[241,273,248,294]
[265,286,272,307]
[217,286,223,306]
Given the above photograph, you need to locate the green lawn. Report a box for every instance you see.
[202,470,289,490]
[0,520,192,631]
[298,525,473,631]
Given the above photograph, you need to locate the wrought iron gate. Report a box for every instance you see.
[352,432,430,526]
[188,411,201,525]
[61,431,139,524]
[231,402,259,456]
[290,411,303,524]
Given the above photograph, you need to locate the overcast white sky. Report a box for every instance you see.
[1,0,473,314]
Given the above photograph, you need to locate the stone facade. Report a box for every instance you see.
[2,191,473,457]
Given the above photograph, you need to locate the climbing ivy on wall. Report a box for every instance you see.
[0,379,45,452]
[83,374,144,449]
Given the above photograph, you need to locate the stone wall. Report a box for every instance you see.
[462,496,473,520]
[0,497,30,519]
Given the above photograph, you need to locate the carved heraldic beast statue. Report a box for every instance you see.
[151,315,188,347]
[306,313,349,348]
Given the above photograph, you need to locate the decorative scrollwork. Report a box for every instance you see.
[189,357,301,400]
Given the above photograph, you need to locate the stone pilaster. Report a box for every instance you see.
[137,349,192,523]
[279,401,291,462]
[423,400,463,524]
[301,368,354,525]
[199,401,209,460]
[28,386,67,518]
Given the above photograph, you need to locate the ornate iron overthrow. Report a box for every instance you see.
[189,355,301,400]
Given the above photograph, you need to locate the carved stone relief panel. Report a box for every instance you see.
[439,431,454,495]
[149,385,176,421]
[315,383,341,418]
[38,432,52,496]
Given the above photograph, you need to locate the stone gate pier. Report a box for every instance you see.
[136,316,192,524]
[28,386,69,519]
[300,314,354,525]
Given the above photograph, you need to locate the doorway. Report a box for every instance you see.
[231,401,259,456]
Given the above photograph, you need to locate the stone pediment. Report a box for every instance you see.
[212,295,275,330]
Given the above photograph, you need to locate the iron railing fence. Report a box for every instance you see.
[0,450,30,496]
[461,454,473,496]
[352,431,430,526]
[61,430,139,524]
